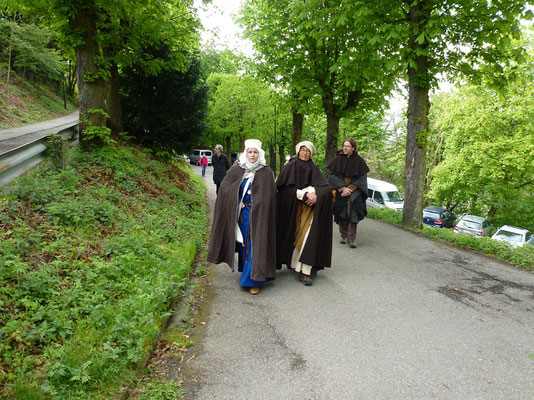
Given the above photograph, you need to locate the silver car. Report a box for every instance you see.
[454,215,492,237]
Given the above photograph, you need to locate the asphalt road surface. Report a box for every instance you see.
[183,164,534,400]
[0,111,78,155]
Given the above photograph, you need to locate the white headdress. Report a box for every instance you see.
[239,139,266,171]
[295,141,317,157]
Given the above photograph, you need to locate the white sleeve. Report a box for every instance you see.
[296,186,316,200]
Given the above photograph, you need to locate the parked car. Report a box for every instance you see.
[189,149,212,165]
[454,215,493,237]
[491,225,534,248]
[366,178,404,211]
[422,206,456,228]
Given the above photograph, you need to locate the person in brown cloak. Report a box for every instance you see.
[276,141,333,286]
[327,138,369,248]
[207,139,277,295]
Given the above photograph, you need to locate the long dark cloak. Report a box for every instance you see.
[207,164,277,281]
[276,157,333,269]
[327,151,369,225]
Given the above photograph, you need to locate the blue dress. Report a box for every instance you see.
[237,178,275,287]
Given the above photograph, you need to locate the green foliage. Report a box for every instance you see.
[368,208,534,270]
[0,19,64,82]
[0,144,207,398]
[422,227,534,270]
[121,46,208,153]
[136,379,182,400]
[366,207,403,225]
[427,39,534,231]
[206,73,274,154]
[80,109,114,145]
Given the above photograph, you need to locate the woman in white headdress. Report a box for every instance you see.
[207,139,277,295]
[276,141,333,285]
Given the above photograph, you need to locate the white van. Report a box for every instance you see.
[189,149,213,165]
[366,177,404,211]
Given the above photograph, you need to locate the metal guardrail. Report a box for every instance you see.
[0,124,79,187]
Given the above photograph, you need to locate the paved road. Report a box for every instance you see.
[183,164,534,400]
[0,111,78,155]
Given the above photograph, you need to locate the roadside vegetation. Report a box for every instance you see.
[0,144,207,399]
[0,74,77,129]
[367,207,534,271]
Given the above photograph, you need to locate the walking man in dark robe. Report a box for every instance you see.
[212,144,231,194]
[327,138,369,248]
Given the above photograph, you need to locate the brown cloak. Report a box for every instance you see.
[276,157,333,269]
[207,164,277,281]
[327,151,369,224]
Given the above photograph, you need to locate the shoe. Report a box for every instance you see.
[340,239,347,244]
[249,287,260,295]
[348,241,357,248]
[299,273,313,286]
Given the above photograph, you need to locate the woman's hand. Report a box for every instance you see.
[305,193,317,206]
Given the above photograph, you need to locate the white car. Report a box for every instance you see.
[491,225,534,248]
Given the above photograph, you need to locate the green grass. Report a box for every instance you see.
[368,207,534,270]
[0,74,77,129]
[0,143,207,399]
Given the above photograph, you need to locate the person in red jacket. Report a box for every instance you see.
[200,154,208,177]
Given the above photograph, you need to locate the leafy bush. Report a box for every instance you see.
[0,144,207,399]
[367,206,403,224]
[369,207,534,270]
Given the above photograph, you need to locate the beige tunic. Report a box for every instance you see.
[290,186,315,275]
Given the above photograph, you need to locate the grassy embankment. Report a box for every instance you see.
[0,143,207,399]
[367,207,534,270]
[0,74,77,129]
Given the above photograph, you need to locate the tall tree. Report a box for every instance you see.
[428,35,534,230]
[383,0,531,226]
[241,0,399,167]
[23,0,200,146]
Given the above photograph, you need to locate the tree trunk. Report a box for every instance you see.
[225,136,231,159]
[106,60,123,134]
[290,110,304,155]
[278,142,285,172]
[324,102,340,170]
[268,142,276,176]
[66,60,77,98]
[6,15,16,90]
[71,6,111,147]
[402,1,431,227]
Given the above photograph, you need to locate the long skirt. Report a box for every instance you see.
[237,180,274,287]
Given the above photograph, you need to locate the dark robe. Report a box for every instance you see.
[212,153,231,185]
[207,163,277,281]
[276,157,333,269]
[327,151,370,224]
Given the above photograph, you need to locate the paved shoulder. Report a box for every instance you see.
[0,111,79,155]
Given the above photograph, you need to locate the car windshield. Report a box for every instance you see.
[423,211,441,220]
[385,191,403,202]
[496,230,523,243]
[459,220,481,230]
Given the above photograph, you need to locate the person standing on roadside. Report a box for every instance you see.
[212,144,231,194]
[200,154,208,177]
[327,138,369,248]
[207,139,277,295]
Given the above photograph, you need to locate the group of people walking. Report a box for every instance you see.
[207,138,369,295]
